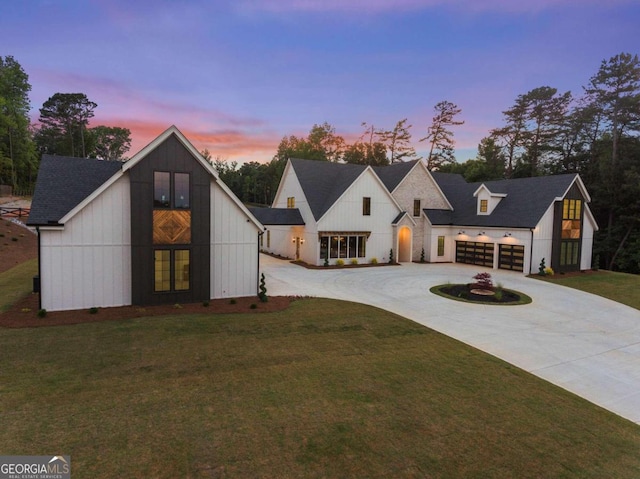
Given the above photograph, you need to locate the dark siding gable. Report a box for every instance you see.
[129,133,211,305]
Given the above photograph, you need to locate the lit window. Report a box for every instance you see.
[154,249,190,292]
[363,197,371,216]
[413,199,421,217]
[480,199,488,213]
[322,234,367,259]
[287,197,295,208]
[174,250,190,291]
[437,236,445,256]
[154,250,171,292]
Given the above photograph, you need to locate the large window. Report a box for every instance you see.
[154,171,190,209]
[320,235,367,259]
[154,249,190,292]
[560,198,582,268]
[363,197,371,216]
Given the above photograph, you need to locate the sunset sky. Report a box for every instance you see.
[2,0,639,163]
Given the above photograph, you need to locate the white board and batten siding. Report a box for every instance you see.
[40,175,132,311]
[210,182,260,298]
[317,170,399,264]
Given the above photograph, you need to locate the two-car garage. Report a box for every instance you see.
[455,241,525,272]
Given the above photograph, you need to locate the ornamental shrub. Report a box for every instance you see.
[370,257,378,265]
[259,273,268,302]
[350,258,358,265]
[335,259,345,266]
[472,272,493,290]
[544,267,554,276]
[539,258,547,276]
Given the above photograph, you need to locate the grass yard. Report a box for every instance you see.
[535,270,640,310]
[1,299,640,478]
[0,258,37,312]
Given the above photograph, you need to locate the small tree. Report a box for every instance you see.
[472,272,493,291]
[389,249,394,264]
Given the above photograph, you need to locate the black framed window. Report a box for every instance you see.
[154,172,171,208]
[154,249,190,292]
[322,235,367,259]
[413,199,421,217]
[174,173,190,209]
[154,171,190,209]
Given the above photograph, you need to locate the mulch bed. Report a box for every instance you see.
[1,294,293,328]
[438,284,523,304]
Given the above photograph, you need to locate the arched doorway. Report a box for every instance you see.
[398,226,412,262]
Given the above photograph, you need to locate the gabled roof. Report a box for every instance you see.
[28,155,122,226]
[289,158,367,221]
[249,207,304,226]
[427,172,582,228]
[29,126,263,231]
[373,160,420,192]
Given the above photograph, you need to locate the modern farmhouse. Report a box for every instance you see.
[28,126,263,312]
[251,158,598,275]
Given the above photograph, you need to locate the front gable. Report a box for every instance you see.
[391,160,452,213]
[271,160,316,230]
[318,167,403,231]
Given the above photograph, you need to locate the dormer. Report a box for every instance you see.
[473,184,507,215]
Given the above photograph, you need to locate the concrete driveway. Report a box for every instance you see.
[262,254,640,425]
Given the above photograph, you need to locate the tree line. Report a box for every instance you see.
[0,56,131,192]
[212,52,640,273]
[1,53,638,273]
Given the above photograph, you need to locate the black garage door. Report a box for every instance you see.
[499,244,525,272]
[456,241,494,267]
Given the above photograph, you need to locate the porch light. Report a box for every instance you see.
[292,237,296,243]
[504,232,512,237]
[300,238,305,244]
[458,230,465,235]
[477,231,485,236]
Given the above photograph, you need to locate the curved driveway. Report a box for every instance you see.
[262,254,640,425]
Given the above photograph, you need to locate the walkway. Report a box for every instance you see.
[262,254,640,425]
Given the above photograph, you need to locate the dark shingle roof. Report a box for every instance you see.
[249,207,304,226]
[28,155,122,226]
[427,172,578,228]
[373,160,419,192]
[289,158,367,221]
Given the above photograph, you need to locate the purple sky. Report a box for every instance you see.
[2,0,639,162]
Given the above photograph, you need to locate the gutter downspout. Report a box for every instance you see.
[529,228,535,274]
[36,226,42,310]
[257,229,265,296]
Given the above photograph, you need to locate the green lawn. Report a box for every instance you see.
[535,270,640,310]
[1,299,639,478]
[0,258,37,312]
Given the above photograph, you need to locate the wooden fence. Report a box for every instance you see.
[0,207,31,220]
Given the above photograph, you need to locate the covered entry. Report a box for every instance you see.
[397,226,412,262]
[456,241,494,267]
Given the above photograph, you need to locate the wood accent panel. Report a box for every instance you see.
[153,210,191,244]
